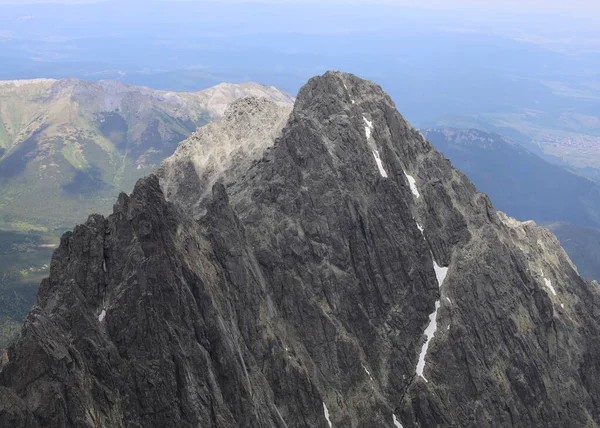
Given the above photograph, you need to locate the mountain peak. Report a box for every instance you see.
[294,71,392,116]
[2,72,600,428]
[157,96,292,214]
[222,95,281,122]
[194,81,295,119]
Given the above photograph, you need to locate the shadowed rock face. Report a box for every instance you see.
[1,71,600,428]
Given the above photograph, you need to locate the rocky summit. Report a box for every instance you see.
[1,71,600,428]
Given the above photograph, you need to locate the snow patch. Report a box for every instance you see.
[446,297,451,303]
[416,300,441,382]
[393,414,404,428]
[433,258,449,288]
[416,222,424,234]
[373,150,388,178]
[561,303,565,309]
[543,276,557,296]
[323,402,333,427]
[352,99,355,104]
[362,364,374,382]
[540,271,556,296]
[363,116,374,140]
[98,309,106,322]
[404,173,420,198]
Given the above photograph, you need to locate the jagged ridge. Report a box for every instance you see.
[0,72,599,428]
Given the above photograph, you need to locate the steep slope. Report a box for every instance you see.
[1,72,599,428]
[158,96,293,215]
[422,128,600,228]
[0,78,294,230]
[0,78,294,351]
[422,127,600,280]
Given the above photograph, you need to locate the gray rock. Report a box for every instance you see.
[1,71,600,428]
[157,96,292,216]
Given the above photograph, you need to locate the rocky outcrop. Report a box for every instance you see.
[421,127,600,282]
[193,82,296,119]
[157,96,292,215]
[1,71,600,428]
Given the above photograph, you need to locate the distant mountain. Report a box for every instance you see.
[0,78,294,231]
[422,127,600,279]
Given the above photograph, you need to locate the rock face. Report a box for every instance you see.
[421,127,600,282]
[193,82,296,119]
[1,71,600,428]
[157,96,292,215]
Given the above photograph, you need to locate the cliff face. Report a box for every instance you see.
[1,72,600,428]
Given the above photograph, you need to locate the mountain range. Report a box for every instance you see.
[0,72,599,427]
[0,78,294,231]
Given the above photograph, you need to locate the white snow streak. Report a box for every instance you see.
[373,150,388,178]
[543,276,557,296]
[393,414,404,428]
[415,255,449,381]
[362,364,374,382]
[98,309,106,322]
[433,259,449,288]
[363,116,374,140]
[323,402,333,427]
[404,173,420,198]
[416,300,441,382]
[352,99,355,104]
[416,223,424,234]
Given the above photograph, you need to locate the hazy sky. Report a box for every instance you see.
[0,0,599,15]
